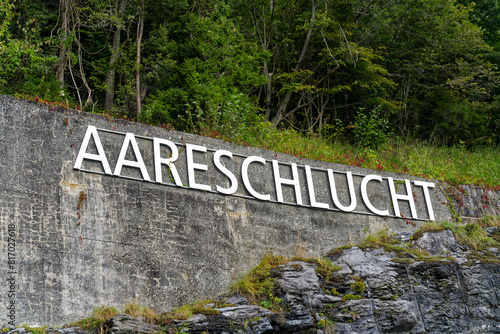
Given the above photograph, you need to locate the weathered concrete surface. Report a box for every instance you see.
[0,95,456,325]
[137,229,499,334]
[454,184,500,220]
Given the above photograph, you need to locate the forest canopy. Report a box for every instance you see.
[1,0,499,147]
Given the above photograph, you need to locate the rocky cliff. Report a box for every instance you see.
[4,223,498,334]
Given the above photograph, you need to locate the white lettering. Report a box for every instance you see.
[186,144,211,191]
[214,150,238,195]
[74,125,112,174]
[361,174,389,216]
[114,133,151,181]
[305,166,329,209]
[74,126,439,222]
[241,156,270,201]
[414,180,436,221]
[153,138,182,186]
[388,178,417,218]
[328,170,357,212]
[272,160,302,205]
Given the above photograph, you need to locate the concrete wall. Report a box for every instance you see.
[0,95,452,325]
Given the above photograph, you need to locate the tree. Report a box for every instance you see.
[0,0,13,42]
[104,0,127,111]
[141,1,265,140]
[349,0,496,143]
[0,0,61,99]
[135,0,145,117]
[1,0,498,145]
[232,0,393,132]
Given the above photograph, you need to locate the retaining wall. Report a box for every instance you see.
[0,95,456,325]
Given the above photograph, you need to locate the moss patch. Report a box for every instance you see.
[157,300,221,325]
[230,251,288,305]
[290,257,342,281]
[65,305,120,330]
[412,217,500,252]
[327,245,353,256]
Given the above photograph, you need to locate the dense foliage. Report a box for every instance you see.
[1,0,499,147]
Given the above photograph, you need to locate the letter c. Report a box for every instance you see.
[241,156,271,201]
[361,174,389,216]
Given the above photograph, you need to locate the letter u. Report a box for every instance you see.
[328,170,357,212]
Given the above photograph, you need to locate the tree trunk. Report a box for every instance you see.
[135,0,145,118]
[271,0,316,126]
[104,0,127,111]
[263,58,273,121]
[271,91,292,126]
[56,0,70,83]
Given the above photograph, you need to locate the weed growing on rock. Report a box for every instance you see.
[350,280,366,294]
[342,294,362,301]
[22,325,48,334]
[157,300,220,325]
[362,229,398,247]
[410,223,448,241]
[123,300,157,322]
[478,215,500,228]
[290,257,342,280]
[414,255,455,263]
[230,252,342,312]
[316,318,335,333]
[230,251,287,304]
[327,245,353,256]
[453,224,497,250]
[392,258,415,264]
[65,305,119,330]
[353,229,460,264]
[94,305,120,319]
[412,218,500,252]
[258,292,282,311]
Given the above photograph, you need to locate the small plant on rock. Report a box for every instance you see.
[350,280,366,294]
[64,305,119,330]
[157,300,220,326]
[343,294,362,301]
[230,251,287,305]
[123,300,157,322]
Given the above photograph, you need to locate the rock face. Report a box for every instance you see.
[449,184,500,220]
[413,229,463,255]
[67,229,497,334]
[104,314,160,334]
[326,231,500,334]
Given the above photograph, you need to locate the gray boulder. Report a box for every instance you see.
[413,229,459,255]
[104,313,159,334]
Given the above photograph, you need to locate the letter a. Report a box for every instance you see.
[74,125,112,174]
[114,133,151,181]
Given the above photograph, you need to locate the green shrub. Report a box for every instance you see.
[352,105,391,149]
[141,88,188,125]
[158,300,220,325]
